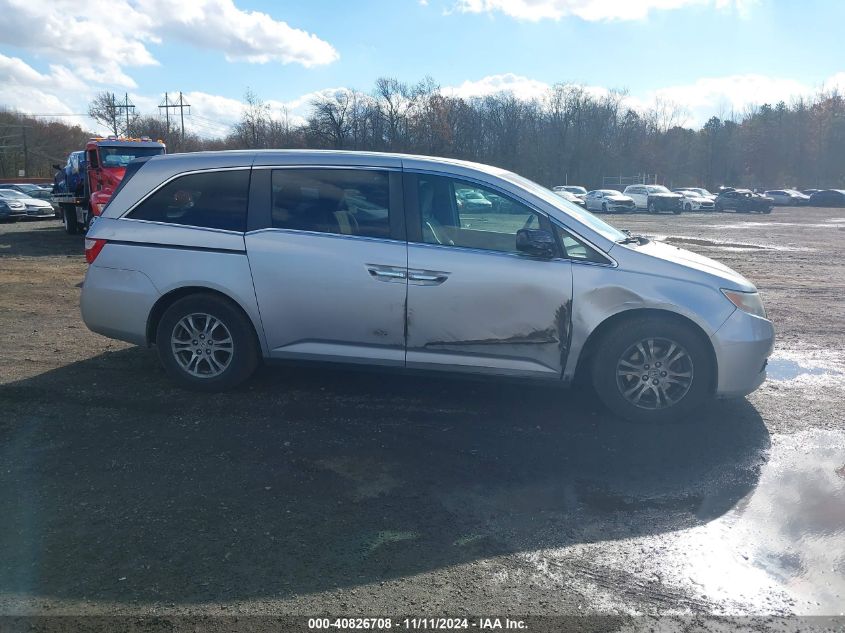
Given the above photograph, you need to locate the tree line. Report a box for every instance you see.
[3,77,844,191]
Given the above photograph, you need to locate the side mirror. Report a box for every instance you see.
[516,228,556,259]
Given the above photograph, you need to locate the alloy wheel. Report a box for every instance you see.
[170,313,234,378]
[615,337,694,410]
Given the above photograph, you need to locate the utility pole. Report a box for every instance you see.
[159,93,170,133]
[21,126,27,177]
[158,91,191,144]
[111,92,136,136]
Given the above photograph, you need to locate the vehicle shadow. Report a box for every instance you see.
[0,221,81,258]
[0,347,770,604]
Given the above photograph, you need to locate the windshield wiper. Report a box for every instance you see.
[617,232,650,245]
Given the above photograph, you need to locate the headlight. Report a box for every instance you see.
[722,289,767,319]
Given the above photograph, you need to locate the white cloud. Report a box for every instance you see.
[452,0,755,21]
[136,0,339,66]
[444,73,552,100]
[0,0,338,94]
[644,74,825,124]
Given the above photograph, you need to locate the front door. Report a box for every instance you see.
[404,172,573,378]
[246,167,407,366]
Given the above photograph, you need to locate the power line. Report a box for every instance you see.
[106,92,135,135]
[159,92,191,143]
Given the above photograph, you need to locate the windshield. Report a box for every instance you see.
[98,146,164,168]
[598,189,620,195]
[503,173,626,242]
[562,186,587,194]
[0,190,28,199]
[647,185,670,193]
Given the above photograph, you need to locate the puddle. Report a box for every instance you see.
[710,220,845,230]
[655,235,810,252]
[765,351,844,383]
[675,429,845,614]
[767,358,842,381]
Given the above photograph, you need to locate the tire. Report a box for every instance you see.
[762,207,772,214]
[591,316,713,424]
[62,206,78,235]
[714,203,723,212]
[673,206,682,215]
[647,201,657,214]
[601,202,608,213]
[684,203,692,212]
[156,293,260,392]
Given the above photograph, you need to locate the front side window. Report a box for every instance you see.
[555,226,609,264]
[271,169,391,239]
[417,174,544,254]
[128,169,249,232]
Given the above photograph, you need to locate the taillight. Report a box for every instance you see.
[84,238,107,264]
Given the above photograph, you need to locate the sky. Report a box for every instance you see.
[1,0,844,138]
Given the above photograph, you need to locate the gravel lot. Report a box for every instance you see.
[0,207,843,627]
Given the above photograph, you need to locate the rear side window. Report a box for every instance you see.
[128,169,249,232]
[271,169,391,239]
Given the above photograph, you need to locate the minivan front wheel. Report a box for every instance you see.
[591,317,712,423]
[156,293,259,391]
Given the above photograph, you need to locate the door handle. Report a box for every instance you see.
[408,269,449,285]
[367,265,407,282]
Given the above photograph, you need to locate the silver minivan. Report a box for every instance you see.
[81,151,774,423]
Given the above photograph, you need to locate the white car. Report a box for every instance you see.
[765,189,810,206]
[680,187,716,201]
[553,185,587,201]
[0,189,54,218]
[553,189,586,207]
[584,189,636,213]
[673,189,716,211]
[622,184,684,213]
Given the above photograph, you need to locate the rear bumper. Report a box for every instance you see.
[711,308,775,397]
[80,264,160,346]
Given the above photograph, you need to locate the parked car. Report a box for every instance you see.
[676,187,716,201]
[553,189,587,207]
[0,189,54,219]
[553,185,588,201]
[672,189,716,211]
[0,183,53,202]
[764,189,810,206]
[808,189,845,207]
[714,189,774,213]
[80,151,774,424]
[584,189,636,213]
[0,195,27,220]
[456,188,492,212]
[622,184,684,214]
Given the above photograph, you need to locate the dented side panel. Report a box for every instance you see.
[406,243,573,378]
[563,260,737,382]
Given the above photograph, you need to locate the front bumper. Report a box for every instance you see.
[710,308,775,397]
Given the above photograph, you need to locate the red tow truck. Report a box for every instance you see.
[52,136,166,234]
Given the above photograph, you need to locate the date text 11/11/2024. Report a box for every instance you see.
[307,617,528,630]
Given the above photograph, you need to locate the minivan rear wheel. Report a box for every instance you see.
[156,293,259,391]
[591,317,712,423]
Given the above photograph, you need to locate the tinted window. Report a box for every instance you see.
[128,169,249,231]
[271,169,390,239]
[418,174,543,254]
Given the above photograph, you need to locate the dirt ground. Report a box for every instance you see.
[0,207,843,629]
